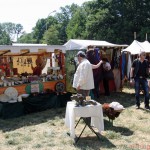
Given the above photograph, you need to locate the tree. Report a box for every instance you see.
[32,17,57,43]
[66,8,87,39]
[2,0,150,45]
[15,24,23,41]
[32,19,47,43]
[55,4,80,44]
[18,32,36,43]
[0,24,11,45]
[1,22,16,41]
[42,25,60,44]
[82,0,150,44]
[104,0,150,43]
[1,22,23,42]
[83,0,111,40]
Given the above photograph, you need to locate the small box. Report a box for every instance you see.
[86,96,91,101]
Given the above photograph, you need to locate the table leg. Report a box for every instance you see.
[75,117,82,128]
[83,118,101,140]
[75,124,87,143]
[75,117,101,144]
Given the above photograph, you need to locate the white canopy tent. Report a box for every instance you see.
[121,40,150,82]
[122,40,150,54]
[64,39,128,50]
[138,40,150,53]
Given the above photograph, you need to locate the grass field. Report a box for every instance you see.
[0,87,150,150]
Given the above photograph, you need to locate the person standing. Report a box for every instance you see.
[31,56,44,76]
[130,51,150,109]
[102,58,112,96]
[73,51,103,97]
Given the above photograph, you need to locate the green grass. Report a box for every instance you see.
[0,87,150,150]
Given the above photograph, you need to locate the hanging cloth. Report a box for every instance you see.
[121,52,126,79]
[127,53,132,79]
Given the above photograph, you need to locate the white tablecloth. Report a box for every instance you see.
[65,101,104,138]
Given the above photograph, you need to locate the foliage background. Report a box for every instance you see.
[0,0,150,45]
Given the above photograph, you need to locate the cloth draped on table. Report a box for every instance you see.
[65,101,104,138]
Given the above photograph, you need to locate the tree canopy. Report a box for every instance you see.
[1,0,150,45]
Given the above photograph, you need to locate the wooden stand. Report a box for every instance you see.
[0,79,66,95]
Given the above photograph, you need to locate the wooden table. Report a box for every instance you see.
[65,101,104,142]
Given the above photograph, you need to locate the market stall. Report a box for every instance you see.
[0,44,66,96]
[64,39,128,94]
[0,44,73,119]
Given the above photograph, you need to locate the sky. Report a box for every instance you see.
[0,0,91,33]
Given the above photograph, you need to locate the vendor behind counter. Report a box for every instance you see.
[31,56,45,76]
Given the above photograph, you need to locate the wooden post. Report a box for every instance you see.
[134,32,136,40]
[146,33,147,40]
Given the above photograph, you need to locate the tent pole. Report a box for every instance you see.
[134,32,136,40]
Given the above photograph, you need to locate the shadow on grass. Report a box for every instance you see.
[104,119,134,136]
[0,107,66,132]
[74,134,116,150]
[97,90,146,109]
[0,89,147,135]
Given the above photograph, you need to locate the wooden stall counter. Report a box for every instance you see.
[42,79,66,92]
[0,84,27,95]
[0,79,66,95]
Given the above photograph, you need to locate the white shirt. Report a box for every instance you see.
[73,59,94,90]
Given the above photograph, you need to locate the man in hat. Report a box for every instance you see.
[73,51,103,97]
[130,50,150,109]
